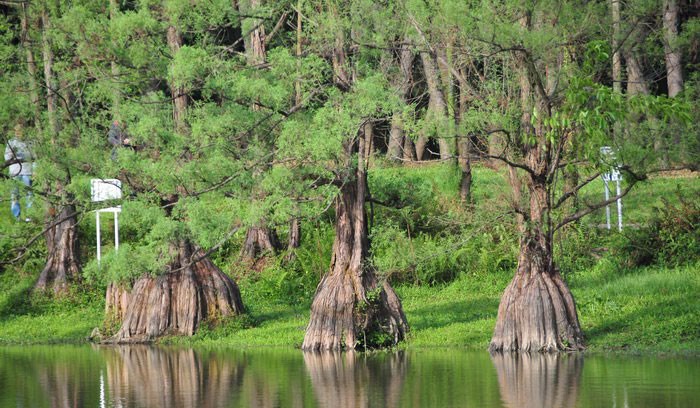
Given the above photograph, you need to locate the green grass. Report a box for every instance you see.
[0,255,697,354]
[0,272,104,345]
[162,260,700,354]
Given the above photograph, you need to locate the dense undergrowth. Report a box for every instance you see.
[0,163,698,353]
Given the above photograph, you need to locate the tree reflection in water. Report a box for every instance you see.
[490,352,583,408]
[303,351,406,408]
[101,345,245,407]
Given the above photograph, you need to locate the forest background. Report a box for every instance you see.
[0,0,698,353]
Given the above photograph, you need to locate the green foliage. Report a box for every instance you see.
[614,189,700,268]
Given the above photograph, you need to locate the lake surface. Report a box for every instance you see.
[0,345,697,407]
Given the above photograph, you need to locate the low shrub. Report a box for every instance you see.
[614,189,699,267]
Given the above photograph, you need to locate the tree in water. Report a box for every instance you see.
[271,2,408,351]
[462,2,691,352]
[101,4,246,341]
[33,3,81,294]
[302,123,408,351]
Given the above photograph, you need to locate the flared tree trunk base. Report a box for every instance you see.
[490,266,584,352]
[110,240,244,343]
[105,282,131,323]
[302,271,407,351]
[35,205,80,295]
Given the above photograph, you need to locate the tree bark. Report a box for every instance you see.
[457,67,472,203]
[611,0,622,93]
[20,2,42,133]
[111,239,244,342]
[40,5,58,138]
[35,205,81,294]
[105,282,131,323]
[285,217,301,260]
[240,225,281,261]
[167,25,188,133]
[420,51,453,160]
[663,0,684,156]
[457,137,472,203]
[403,136,417,161]
[110,0,121,117]
[240,0,266,67]
[387,43,414,162]
[622,23,650,96]
[302,129,408,351]
[663,0,683,98]
[490,229,584,352]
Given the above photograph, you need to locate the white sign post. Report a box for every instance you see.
[600,147,623,231]
[91,179,122,266]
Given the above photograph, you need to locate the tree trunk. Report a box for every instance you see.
[414,135,428,160]
[457,68,472,203]
[240,0,266,67]
[611,0,622,93]
[35,6,81,295]
[302,131,408,351]
[167,25,188,133]
[663,0,683,98]
[40,5,59,138]
[284,217,301,262]
[105,13,245,340]
[624,50,649,95]
[105,282,131,323]
[20,2,42,133]
[403,136,417,161]
[457,137,472,203]
[35,205,81,294]
[110,0,121,116]
[420,51,453,160]
[111,239,244,342]
[387,43,414,162]
[490,230,584,352]
[663,0,683,155]
[241,225,281,261]
[387,113,405,161]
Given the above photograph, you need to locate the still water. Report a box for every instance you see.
[0,345,697,407]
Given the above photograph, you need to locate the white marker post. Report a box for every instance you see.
[91,179,122,266]
[600,147,623,231]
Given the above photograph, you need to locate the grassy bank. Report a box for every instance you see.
[1,261,697,354]
[0,163,698,354]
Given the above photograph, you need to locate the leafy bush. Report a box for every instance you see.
[371,220,518,286]
[614,189,699,267]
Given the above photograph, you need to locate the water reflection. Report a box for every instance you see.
[303,352,406,408]
[0,346,698,408]
[102,346,244,407]
[491,352,583,408]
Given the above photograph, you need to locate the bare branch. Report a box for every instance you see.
[554,178,637,233]
[264,11,289,46]
[552,171,601,210]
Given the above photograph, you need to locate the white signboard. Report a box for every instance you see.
[91,179,122,202]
